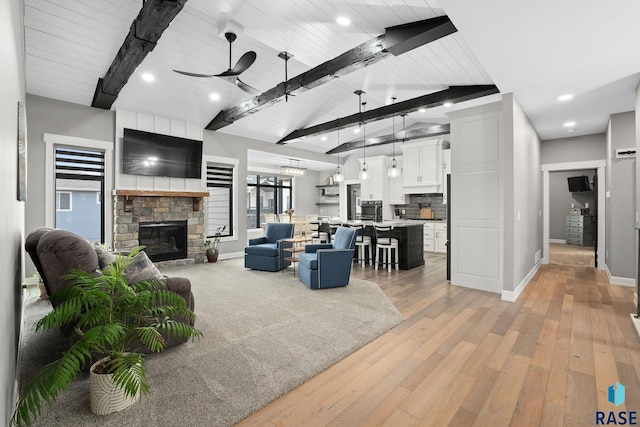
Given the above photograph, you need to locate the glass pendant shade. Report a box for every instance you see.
[359,162,369,180]
[333,166,344,182]
[387,158,399,178]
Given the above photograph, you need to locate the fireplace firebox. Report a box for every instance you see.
[138,220,188,262]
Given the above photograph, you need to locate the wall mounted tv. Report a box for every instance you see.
[122,128,203,179]
[567,175,591,192]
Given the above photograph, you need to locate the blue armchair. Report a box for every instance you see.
[297,226,357,289]
[244,223,295,272]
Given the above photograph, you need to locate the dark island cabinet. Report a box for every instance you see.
[392,224,425,270]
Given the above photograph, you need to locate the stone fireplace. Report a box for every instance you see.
[113,190,208,268]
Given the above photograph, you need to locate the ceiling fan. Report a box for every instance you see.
[173,32,259,95]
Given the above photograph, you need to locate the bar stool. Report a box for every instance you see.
[328,220,341,243]
[308,220,328,244]
[374,225,399,272]
[349,224,373,267]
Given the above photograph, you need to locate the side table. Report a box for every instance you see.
[281,237,311,275]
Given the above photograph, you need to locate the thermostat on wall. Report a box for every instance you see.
[615,148,636,158]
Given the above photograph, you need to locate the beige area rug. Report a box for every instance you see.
[17,258,403,427]
[549,242,595,267]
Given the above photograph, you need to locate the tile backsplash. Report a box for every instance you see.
[393,194,446,219]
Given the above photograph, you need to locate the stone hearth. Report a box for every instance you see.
[113,191,207,268]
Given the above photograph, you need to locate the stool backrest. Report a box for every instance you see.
[374,225,394,242]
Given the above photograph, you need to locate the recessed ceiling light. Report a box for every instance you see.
[353,127,360,134]
[336,16,350,26]
[321,136,327,141]
[209,93,220,101]
[443,102,453,107]
[558,94,573,102]
[141,73,154,82]
[566,129,576,133]
[563,121,576,127]
[418,108,426,113]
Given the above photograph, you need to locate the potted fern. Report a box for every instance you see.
[11,247,202,426]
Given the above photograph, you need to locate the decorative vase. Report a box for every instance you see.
[206,248,219,263]
[89,356,140,415]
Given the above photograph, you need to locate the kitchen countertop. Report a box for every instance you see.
[342,220,444,227]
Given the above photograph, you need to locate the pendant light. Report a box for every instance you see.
[354,90,368,180]
[333,129,344,182]
[387,97,399,178]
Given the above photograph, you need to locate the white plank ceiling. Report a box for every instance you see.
[23,0,640,164]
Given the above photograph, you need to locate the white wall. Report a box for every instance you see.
[507,94,542,295]
[1,0,26,423]
[606,112,636,281]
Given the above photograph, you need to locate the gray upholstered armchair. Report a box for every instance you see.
[297,226,357,289]
[244,222,295,272]
[24,228,195,351]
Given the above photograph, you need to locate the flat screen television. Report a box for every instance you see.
[122,128,203,179]
[567,175,590,192]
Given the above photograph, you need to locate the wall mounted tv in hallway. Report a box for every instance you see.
[567,175,591,192]
[122,128,203,179]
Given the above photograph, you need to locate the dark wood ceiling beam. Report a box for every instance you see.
[92,0,188,109]
[277,85,499,144]
[326,124,451,154]
[206,16,457,131]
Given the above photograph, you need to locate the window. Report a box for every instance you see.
[247,174,292,228]
[56,192,72,211]
[205,162,234,238]
[55,147,105,243]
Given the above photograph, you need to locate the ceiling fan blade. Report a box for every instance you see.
[235,77,261,95]
[232,51,257,74]
[173,70,216,78]
[215,51,257,77]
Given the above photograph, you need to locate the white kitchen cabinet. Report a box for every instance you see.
[435,223,447,253]
[388,156,406,204]
[359,156,389,201]
[423,223,435,251]
[401,139,448,193]
[424,222,447,253]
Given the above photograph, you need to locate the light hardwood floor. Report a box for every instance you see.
[237,254,639,427]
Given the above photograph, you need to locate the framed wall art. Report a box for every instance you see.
[17,101,27,201]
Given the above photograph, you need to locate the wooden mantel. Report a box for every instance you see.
[114,190,209,212]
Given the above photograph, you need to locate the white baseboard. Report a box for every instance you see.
[502,260,541,302]
[219,251,244,261]
[630,313,640,339]
[549,239,566,244]
[605,264,636,287]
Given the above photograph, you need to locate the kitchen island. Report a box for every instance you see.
[322,221,424,270]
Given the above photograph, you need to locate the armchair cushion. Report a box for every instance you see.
[245,243,278,257]
[298,252,318,270]
[332,227,355,249]
[93,243,117,269]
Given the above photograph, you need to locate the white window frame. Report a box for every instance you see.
[56,191,72,211]
[44,133,114,246]
[202,155,239,242]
